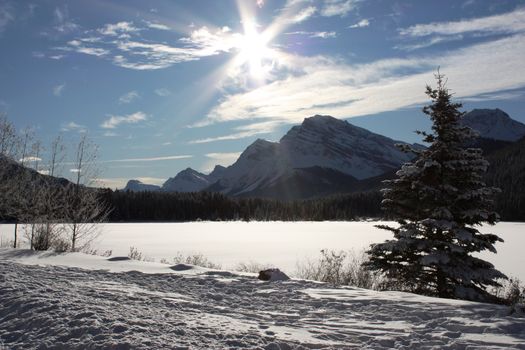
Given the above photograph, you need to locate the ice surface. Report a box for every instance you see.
[1,221,523,280]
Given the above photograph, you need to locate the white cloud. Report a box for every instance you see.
[118,91,140,104]
[349,19,369,28]
[201,34,525,129]
[145,21,170,31]
[257,0,265,8]
[98,21,140,36]
[103,131,118,137]
[53,83,66,96]
[19,156,42,163]
[155,88,171,97]
[400,7,525,37]
[202,152,241,172]
[206,152,241,163]
[100,111,148,129]
[320,0,358,17]
[61,121,86,132]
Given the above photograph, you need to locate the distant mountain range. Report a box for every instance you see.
[124,109,525,200]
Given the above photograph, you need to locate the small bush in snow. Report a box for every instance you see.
[128,246,143,260]
[492,278,525,313]
[295,249,384,289]
[235,261,274,273]
[84,248,112,257]
[168,252,221,269]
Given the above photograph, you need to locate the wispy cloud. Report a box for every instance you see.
[320,0,358,17]
[53,6,79,34]
[395,35,463,51]
[286,31,337,38]
[201,34,525,130]
[400,7,525,37]
[154,88,171,97]
[64,40,110,57]
[118,91,140,104]
[100,111,148,129]
[0,1,14,34]
[203,152,241,172]
[63,24,243,70]
[53,83,66,97]
[101,155,192,163]
[349,19,369,28]
[190,120,284,144]
[61,121,86,132]
[461,90,525,102]
[291,6,317,23]
[145,21,170,31]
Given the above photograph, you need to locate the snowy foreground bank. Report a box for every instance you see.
[1,249,524,349]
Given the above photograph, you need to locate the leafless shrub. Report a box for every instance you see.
[127,246,154,262]
[491,277,525,313]
[128,246,143,261]
[234,261,274,273]
[84,248,113,257]
[295,249,386,289]
[169,252,221,269]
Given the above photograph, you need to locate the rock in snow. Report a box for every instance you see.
[258,268,290,281]
[1,248,524,349]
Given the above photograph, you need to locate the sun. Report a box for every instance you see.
[236,20,273,79]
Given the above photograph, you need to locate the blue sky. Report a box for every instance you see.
[1,0,525,188]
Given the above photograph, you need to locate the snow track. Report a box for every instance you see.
[0,253,524,349]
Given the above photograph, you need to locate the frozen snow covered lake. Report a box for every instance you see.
[1,221,524,280]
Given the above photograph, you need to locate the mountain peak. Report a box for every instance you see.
[462,109,525,142]
[123,180,160,192]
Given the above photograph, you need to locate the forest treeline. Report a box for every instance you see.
[101,190,384,222]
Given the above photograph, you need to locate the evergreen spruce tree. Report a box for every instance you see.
[365,72,506,302]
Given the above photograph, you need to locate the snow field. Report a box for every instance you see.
[1,221,523,280]
[0,249,524,349]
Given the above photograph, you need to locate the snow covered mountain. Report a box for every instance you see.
[123,180,160,192]
[462,109,525,142]
[161,165,226,192]
[209,115,415,197]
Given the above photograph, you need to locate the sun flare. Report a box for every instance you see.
[236,20,273,78]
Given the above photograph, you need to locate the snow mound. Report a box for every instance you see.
[170,263,194,271]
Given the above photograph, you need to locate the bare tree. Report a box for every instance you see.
[65,133,109,251]
[0,113,18,158]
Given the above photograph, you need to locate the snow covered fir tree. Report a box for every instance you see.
[365,73,507,303]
